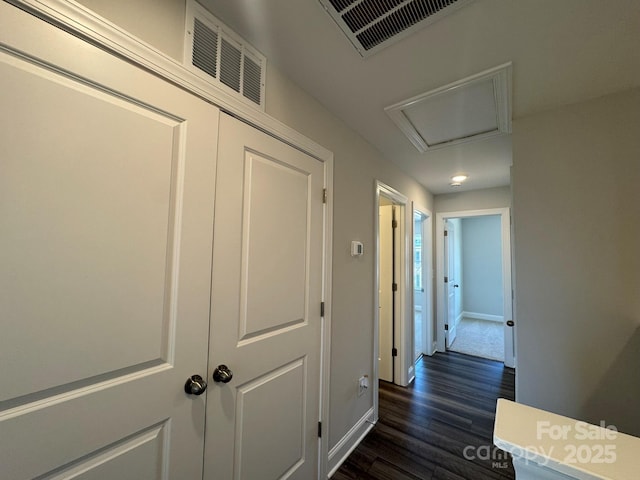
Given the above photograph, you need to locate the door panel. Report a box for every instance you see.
[240,154,309,340]
[413,211,425,361]
[378,205,393,382]
[445,220,458,346]
[1,51,177,401]
[0,4,218,479]
[43,424,167,480]
[235,358,306,479]
[205,114,324,480]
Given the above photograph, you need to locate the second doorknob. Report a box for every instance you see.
[213,364,233,383]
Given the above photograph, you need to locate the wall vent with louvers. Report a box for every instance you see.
[185,0,266,109]
[319,0,476,57]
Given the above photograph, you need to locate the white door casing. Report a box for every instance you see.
[0,3,219,479]
[204,114,324,480]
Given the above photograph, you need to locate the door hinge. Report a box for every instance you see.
[392,283,398,292]
[322,188,327,204]
[445,324,449,331]
[444,276,448,283]
[320,302,325,317]
[392,219,398,229]
[392,347,398,357]
[318,421,322,437]
[444,230,448,237]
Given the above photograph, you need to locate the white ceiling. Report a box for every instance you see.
[200,0,640,194]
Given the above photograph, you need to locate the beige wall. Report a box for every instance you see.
[434,186,511,213]
[79,0,186,61]
[75,0,434,451]
[512,88,640,435]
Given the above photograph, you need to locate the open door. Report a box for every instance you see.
[444,220,460,347]
[378,201,394,382]
[502,214,515,368]
[413,211,428,361]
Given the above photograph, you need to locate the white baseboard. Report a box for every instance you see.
[327,407,375,477]
[455,312,464,326]
[463,311,504,322]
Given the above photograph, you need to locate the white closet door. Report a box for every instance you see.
[0,4,219,479]
[204,113,324,480]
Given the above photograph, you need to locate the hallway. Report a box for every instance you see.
[333,352,515,479]
[449,318,505,362]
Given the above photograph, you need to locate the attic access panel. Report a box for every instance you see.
[385,63,512,152]
[319,0,476,57]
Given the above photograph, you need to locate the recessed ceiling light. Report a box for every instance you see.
[451,174,468,183]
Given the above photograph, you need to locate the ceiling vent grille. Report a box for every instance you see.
[185,0,266,110]
[319,0,476,57]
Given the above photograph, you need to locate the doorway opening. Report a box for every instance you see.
[374,181,411,418]
[378,196,398,383]
[436,208,515,367]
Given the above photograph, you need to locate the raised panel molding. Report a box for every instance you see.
[0,46,184,402]
[43,422,169,480]
[235,358,307,479]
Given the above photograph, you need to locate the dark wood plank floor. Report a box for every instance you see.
[332,352,516,480]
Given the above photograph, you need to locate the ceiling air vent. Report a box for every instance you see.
[319,0,476,57]
[185,0,266,109]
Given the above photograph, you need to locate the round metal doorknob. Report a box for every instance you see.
[213,365,233,383]
[506,320,515,327]
[184,375,207,395]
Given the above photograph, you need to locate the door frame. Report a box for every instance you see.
[412,205,434,360]
[435,208,515,368]
[374,181,412,418]
[8,2,335,478]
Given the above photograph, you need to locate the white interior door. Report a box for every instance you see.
[504,213,515,368]
[413,212,425,362]
[0,4,219,480]
[204,113,325,480]
[378,204,394,382]
[445,221,459,347]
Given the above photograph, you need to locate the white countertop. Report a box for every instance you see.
[493,399,640,480]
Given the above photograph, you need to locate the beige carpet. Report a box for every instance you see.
[449,317,504,362]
